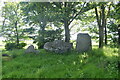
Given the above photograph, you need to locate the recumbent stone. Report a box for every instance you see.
[44,40,72,53]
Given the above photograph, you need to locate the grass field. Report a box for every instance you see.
[1,46,119,78]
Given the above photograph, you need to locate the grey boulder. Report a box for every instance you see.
[25,45,39,54]
[44,40,72,53]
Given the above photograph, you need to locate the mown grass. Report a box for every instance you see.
[1,46,119,78]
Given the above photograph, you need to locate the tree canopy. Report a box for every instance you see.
[0,1,119,48]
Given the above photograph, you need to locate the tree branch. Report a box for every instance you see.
[2,18,6,30]
[95,7,101,27]
[101,4,105,28]
[68,2,86,26]
[106,4,111,19]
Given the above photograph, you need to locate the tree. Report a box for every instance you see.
[107,1,120,46]
[104,3,111,45]
[94,2,108,48]
[1,2,26,47]
[22,2,63,48]
[118,24,120,45]
[52,2,96,43]
[114,2,120,45]
[22,2,97,44]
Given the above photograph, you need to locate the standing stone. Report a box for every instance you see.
[76,33,92,52]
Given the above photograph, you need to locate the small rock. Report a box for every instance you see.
[25,45,39,54]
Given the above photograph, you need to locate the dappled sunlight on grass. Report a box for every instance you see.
[1,46,118,78]
[103,46,118,57]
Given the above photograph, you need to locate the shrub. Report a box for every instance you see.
[5,43,17,50]
[5,43,26,50]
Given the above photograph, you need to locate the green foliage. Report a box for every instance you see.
[2,46,118,78]
[5,43,26,50]
[1,2,27,44]
[21,2,97,43]
[18,43,27,49]
[5,43,17,50]
[21,2,64,46]
[34,29,63,49]
[111,2,120,23]
[107,21,118,46]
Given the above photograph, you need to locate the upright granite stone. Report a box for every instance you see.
[44,40,72,53]
[76,33,92,52]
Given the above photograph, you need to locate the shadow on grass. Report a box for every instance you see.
[1,46,119,78]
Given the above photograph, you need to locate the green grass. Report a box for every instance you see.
[1,46,119,78]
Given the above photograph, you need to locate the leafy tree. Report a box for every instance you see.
[1,2,26,47]
[22,2,97,45]
[79,2,116,48]
[113,1,120,45]
[105,2,120,46]
[22,2,63,48]
[52,2,96,43]
[94,2,110,48]
[107,21,118,44]
[87,2,120,48]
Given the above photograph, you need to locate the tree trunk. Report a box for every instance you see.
[118,24,120,45]
[40,21,46,42]
[63,2,70,43]
[15,21,19,47]
[64,20,70,43]
[101,4,105,48]
[14,4,19,47]
[95,4,106,48]
[2,18,6,30]
[99,26,104,48]
[95,6,104,48]
[104,19,107,45]
[38,21,46,49]
[105,5,110,45]
[118,25,120,54]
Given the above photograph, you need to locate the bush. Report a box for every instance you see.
[5,43,17,50]
[5,43,26,50]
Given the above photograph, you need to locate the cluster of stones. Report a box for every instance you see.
[24,33,92,54]
[44,33,92,53]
